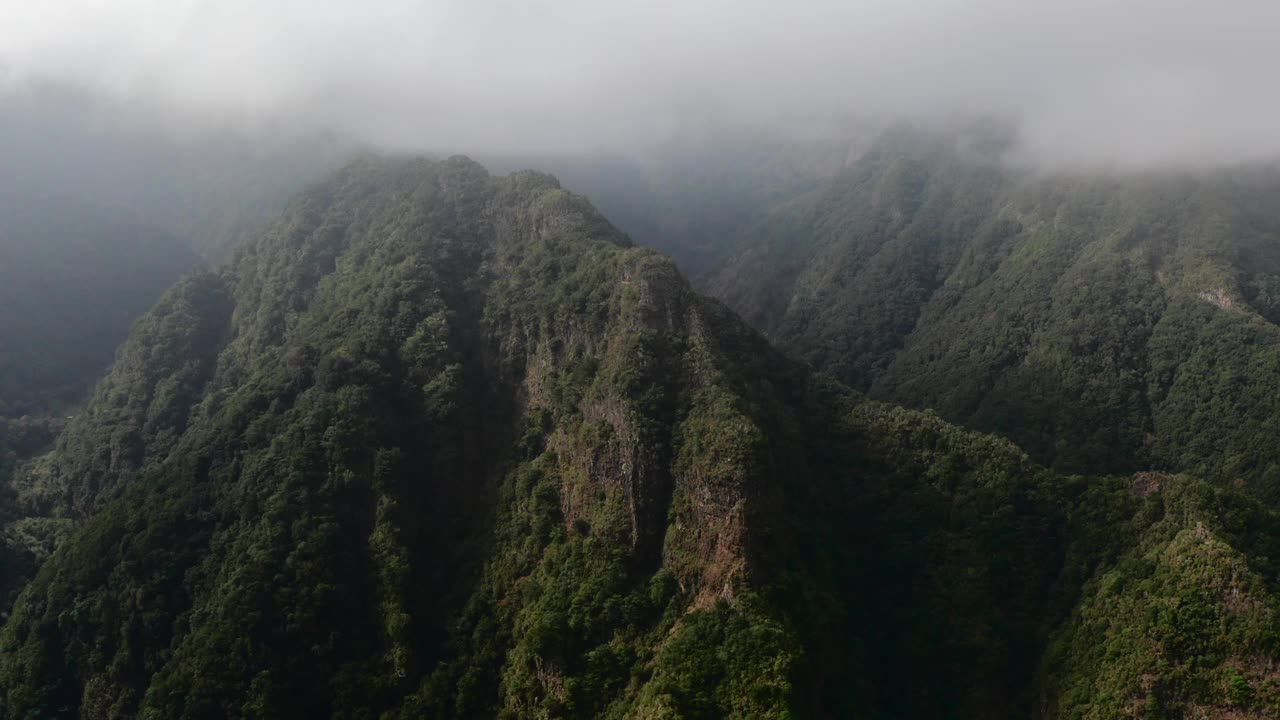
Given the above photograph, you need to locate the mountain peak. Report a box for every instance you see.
[4,153,1280,720]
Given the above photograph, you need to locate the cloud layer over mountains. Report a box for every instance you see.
[3,0,1278,167]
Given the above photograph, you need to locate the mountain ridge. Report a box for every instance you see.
[560,125,1280,502]
[2,154,1279,719]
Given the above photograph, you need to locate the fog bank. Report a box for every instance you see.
[3,1,1279,168]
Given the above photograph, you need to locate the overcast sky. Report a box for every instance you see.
[2,0,1279,166]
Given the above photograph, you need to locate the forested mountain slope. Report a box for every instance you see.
[2,156,1279,719]
[580,125,1280,501]
[0,91,348,608]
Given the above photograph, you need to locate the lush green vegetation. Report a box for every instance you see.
[590,124,1280,504]
[0,157,810,718]
[3,154,1279,720]
[1043,477,1280,718]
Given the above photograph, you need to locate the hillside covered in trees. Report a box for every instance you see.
[556,125,1280,506]
[0,91,347,606]
[2,156,1279,720]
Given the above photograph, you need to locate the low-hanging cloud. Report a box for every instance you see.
[2,0,1279,167]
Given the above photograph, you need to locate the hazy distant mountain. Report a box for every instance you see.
[0,185,194,416]
[482,125,872,279]
[0,180,196,617]
[0,84,351,260]
[553,125,1280,507]
[0,89,350,619]
[0,83,350,503]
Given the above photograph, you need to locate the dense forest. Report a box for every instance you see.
[1,156,1279,719]
[554,124,1280,505]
